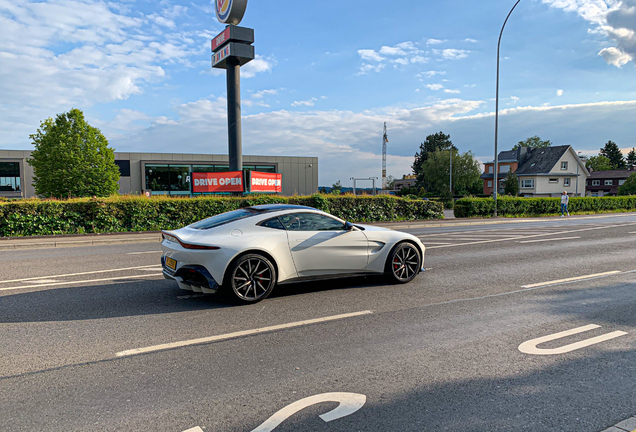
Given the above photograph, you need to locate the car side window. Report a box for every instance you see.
[259,217,286,230]
[279,213,345,231]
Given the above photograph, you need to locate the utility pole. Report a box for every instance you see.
[449,145,454,196]
[382,123,388,189]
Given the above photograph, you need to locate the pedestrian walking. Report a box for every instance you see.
[561,191,570,217]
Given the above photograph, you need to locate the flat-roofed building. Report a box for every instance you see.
[0,150,318,198]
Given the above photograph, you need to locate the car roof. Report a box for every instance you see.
[246,204,317,213]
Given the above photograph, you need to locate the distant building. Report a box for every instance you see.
[586,166,635,197]
[481,145,589,197]
[393,175,417,191]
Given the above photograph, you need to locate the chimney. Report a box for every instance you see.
[517,146,528,163]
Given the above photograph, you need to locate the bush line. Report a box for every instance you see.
[454,196,636,218]
[0,194,443,237]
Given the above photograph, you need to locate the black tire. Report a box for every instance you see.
[386,242,421,284]
[224,254,277,304]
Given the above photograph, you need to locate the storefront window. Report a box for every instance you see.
[256,165,276,173]
[170,165,191,195]
[145,165,170,194]
[0,162,21,192]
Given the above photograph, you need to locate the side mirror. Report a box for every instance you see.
[344,221,354,231]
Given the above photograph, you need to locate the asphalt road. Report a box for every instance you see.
[2,214,636,432]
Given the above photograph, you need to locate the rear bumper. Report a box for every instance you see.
[161,255,219,294]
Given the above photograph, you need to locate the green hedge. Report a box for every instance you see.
[0,194,443,237]
[454,196,636,218]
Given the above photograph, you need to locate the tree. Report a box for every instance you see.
[599,140,626,170]
[586,155,612,172]
[627,148,636,167]
[419,149,482,196]
[331,180,342,194]
[618,173,636,196]
[27,109,120,198]
[385,175,396,190]
[412,132,453,189]
[512,136,552,151]
[503,172,519,196]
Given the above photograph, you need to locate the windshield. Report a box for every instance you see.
[189,208,260,230]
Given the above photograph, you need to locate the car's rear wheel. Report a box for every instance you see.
[226,254,276,304]
[387,242,421,284]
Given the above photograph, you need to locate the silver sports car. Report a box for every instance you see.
[161,204,425,303]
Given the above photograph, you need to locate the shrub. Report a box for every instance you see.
[454,196,636,218]
[0,194,443,237]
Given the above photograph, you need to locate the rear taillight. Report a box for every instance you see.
[162,231,219,250]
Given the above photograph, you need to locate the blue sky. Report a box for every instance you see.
[1,0,635,186]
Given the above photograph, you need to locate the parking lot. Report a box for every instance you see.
[2,214,636,432]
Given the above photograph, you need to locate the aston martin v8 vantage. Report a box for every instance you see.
[161,204,425,303]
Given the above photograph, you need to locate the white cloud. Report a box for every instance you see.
[426,84,444,91]
[291,98,318,107]
[511,96,520,103]
[410,56,430,64]
[434,48,470,60]
[444,89,461,94]
[542,0,635,67]
[358,49,384,62]
[464,38,478,43]
[357,63,387,75]
[417,71,446,79]
[242,55,276,78]
[557,89,564,96]
[426,38,446,45]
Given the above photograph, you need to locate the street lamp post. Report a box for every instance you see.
[449,145,453,196]
[494,0,522,217]
[576,151,582,196]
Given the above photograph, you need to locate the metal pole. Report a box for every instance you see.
[226,57,243,175]
[494,0,522,217]
[576,151,580,196]
[351,178,356,196]
[449,146,453,196]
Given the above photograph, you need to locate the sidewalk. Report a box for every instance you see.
[1,212,635,251]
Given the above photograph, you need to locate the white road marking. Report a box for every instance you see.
[251,392,367,432]
[518,237,581,244]
[0,265,161,285]
[420,242,453,245]
[520,271,622,289]
[0,273,163,292]
[116,311,374,357]
[181,428,204,432]
[24,279,59,284]
[127,251,163,255]
[427,222,636,249]
[518,324,628,355]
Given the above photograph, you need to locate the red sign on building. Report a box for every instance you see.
[250,172,282,193]
[193,172,244,193]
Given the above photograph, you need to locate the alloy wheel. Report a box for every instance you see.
[391,244,420,283]
[231,255,275,302]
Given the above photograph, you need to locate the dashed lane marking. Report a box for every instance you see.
[520,271,622,289]
[127,251,163,255]
[518,237,581,244]
[0,265,161,285]
[0,273,163,292]
[426,222,636,249]
[116,311,374,357]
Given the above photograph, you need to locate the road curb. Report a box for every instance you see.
[601,414,636,431]
[0,236,161,251]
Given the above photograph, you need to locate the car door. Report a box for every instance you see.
[279,212,369,277]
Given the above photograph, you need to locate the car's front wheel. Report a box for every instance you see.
[387,242,421,284]
[226,254,277,304]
